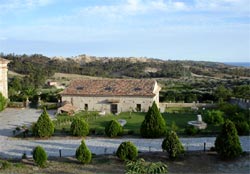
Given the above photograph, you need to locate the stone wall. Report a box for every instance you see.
[230,98,250,110]
[62,95,156,113]
[0,59,9,98]
[159,102,216,112]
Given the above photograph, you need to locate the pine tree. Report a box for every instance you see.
[70,118,89,136]
[215,120,242,159]
[105,119,123,137]
[75,140,92,164]
[140,101,166,138]
[34,108,54,137]
[162,131,184,159]
[116,141,138,161]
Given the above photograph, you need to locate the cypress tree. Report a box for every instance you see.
[75,140,92,164]
[34,108,54,137]
[215,120,242,159]
[140,101,166,138]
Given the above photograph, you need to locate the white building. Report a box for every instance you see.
[0,58,10,98]
[60,79,161,114]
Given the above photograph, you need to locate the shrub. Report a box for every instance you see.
[105,120,123,137]
[32,146,47,167]
[34,108,54,137]
[0,159,11,169]
[203,110,224,125]
[170,121,179,132]
[234,121,250,135]
[116,141,138,161]
[70,118,89,136]
[75,140,92,164]
[0,92,7,111]
[215,120,242,159]
[140,101,167,138]
[185,125,199,135]
[162,131,184,159]
[125,158,168,174]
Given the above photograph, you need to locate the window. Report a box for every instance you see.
[134,87,142,91]
[104,86,112,91]
[111,104,118,114]
[76,86,84,90]
[84,104,88,111]
[136,104,141,112]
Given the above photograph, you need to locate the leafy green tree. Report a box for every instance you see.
[125,158,168,174]
[162,131,184,159]
[214,85,232,102]
[0,92,7,111]
[203,110,224,125]
[105,119,123,137]
[140,101,166,138]
[34,108,54,137]
[32,146,47,167]
[70,118,89,136]
[116,141,138,161]
[75,140,92,164]
[215,120,242,159]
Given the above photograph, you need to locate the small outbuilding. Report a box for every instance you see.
[57,101,78,115]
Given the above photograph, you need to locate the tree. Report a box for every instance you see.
[116,141,138,161]
[105,119,123,137]
[162,131,184,159]
[32,146,47,167]
[215,120,242,159]
[203,110,224,125]
[75,140,92,164]
[0,92,7,111]
[140,101,166,138]
[213,85,232,102]
[34,108,54,137]
[70,118,89,136]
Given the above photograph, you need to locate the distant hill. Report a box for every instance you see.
[1,53,250,79]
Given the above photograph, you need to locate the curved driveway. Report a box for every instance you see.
[0,108,249,159]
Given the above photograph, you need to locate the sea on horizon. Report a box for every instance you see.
[223,62,250,67]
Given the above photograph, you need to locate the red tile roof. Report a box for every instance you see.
[61,79,157,97]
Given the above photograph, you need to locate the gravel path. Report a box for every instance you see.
[0,108,249,159]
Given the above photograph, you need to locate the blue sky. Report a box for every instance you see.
[0,0,249,62]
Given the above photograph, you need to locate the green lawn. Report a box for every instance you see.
[54,110,222,136]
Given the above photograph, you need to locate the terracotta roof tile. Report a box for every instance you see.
[61,79,157,97]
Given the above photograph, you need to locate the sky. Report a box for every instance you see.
[0,0,249,62]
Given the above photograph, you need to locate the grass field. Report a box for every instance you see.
[54,110,221,136]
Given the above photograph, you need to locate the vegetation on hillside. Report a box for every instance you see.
[2,53,250,80]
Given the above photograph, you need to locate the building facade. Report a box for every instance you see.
[61,79,161,114]
[0,58,9,98]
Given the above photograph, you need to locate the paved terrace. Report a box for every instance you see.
[0,108,249,159]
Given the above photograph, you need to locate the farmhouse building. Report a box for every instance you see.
[60,79,161,114]
[0,58,9,98]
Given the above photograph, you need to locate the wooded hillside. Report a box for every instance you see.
[2,53,250,79]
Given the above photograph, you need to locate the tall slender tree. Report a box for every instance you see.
[140,101,166,138]
[215,120,242,159]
